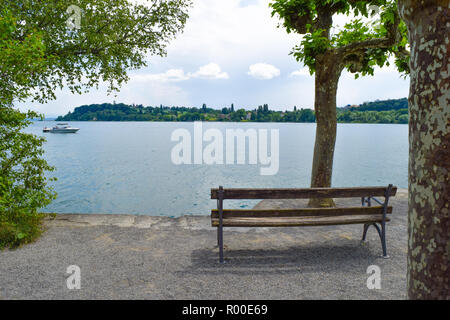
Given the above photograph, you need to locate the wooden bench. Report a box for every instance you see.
[211,185,396,263]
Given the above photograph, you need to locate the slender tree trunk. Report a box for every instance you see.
[309,53,343,207]
[398,0,450,299]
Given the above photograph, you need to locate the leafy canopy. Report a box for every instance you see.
[270,0,409,76]
[1,0,192,105]
[0,8,47,106]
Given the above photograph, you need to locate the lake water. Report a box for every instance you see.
[27,121,408,216]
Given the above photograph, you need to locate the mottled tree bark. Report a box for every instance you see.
[398,0,450,300]
[309,53,343,207]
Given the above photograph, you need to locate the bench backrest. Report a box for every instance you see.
[211,206,393,219]
[211,186,397,200]
[211,185,396,227]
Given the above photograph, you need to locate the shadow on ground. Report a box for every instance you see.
[185,240,383,276]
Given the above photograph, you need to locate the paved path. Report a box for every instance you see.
[0,190,408,299]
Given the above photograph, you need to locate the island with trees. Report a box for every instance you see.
[55,97,408,124]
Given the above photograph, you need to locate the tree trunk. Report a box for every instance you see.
[309,53,343,207]
[398,0,450,299]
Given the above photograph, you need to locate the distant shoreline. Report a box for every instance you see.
[42,119,408,125]
[54,98,409,124]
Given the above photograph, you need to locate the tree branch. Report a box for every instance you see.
[396,46,411,58]
[337,7,401,58]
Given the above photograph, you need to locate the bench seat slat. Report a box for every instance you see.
[211,206,392,218]
[211,214,390,227]
[211,187,397,199]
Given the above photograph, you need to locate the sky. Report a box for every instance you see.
[19,0,410,117]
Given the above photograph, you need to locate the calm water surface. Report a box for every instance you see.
[27,121,408,216]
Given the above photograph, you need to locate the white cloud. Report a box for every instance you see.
[163,1,299,66]
[247,63,280,80]
[132,69,190,82]
[190,63,229,79]
[290,68,311,77]
[131,63,229,82]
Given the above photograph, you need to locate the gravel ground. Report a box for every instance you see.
[0,190,408,299]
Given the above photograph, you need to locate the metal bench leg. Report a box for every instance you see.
[362,190,389,258]
[381,222,388,258]
[218,225,224,263]
[218,186,224,264]
[362,223,381,240]
[380,184,392,259]
[361,223,388,258]
[370,223,388,258]
[362,223,370,241]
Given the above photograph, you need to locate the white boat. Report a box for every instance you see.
[44,123,79,133]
